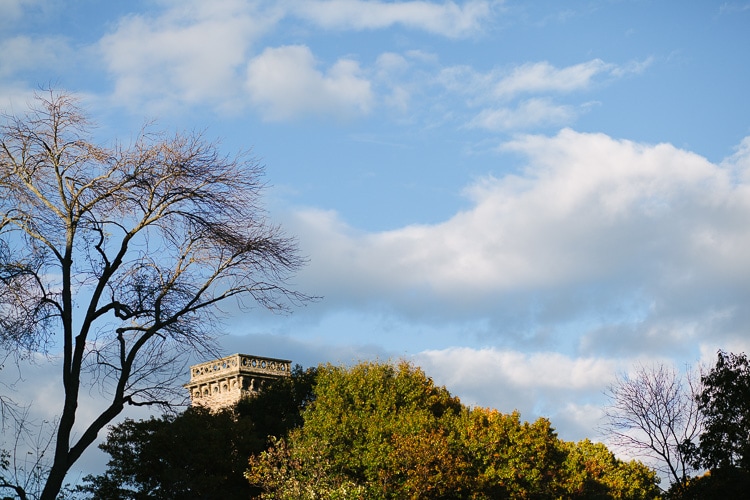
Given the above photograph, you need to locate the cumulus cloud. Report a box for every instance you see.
[417,347,620,392]
[285,130,750,354]
[413,346,627,440]
[96,0,383,118]
[245,45,373,120]
[288,0,493,38]
[98,0,277,111]
[90,1,492,116]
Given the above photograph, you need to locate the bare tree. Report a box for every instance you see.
[1,450,29,500]
[602,363,703,487]
[0,90,312,499]
[0,405,56,500]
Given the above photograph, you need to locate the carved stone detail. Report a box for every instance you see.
[184,353,291,411]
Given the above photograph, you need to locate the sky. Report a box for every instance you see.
[2,0,750,481]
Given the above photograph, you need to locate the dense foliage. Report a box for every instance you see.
[246,361,661,499]
[668,351,750,498]
[693,351,750,470]
[77,408,256,499]
[81,360,663,499]
[45,353,750,499]
[76,365,316,499]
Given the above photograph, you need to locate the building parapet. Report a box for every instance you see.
[184,353,291,410]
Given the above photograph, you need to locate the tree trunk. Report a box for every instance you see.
[40,462,68,500]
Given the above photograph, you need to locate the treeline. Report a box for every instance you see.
[605,350,750,499]
[77,361,660,499]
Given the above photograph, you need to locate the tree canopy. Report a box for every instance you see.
[246,360,661,499]
[75,360,661,499]
[75,365,317,499]
[78,408,256,499]
[693,350,750,471]
[600,351,750,499]
[669,351,750,498]
[0,90,310,499]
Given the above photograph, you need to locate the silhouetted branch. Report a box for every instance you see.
[1,89,316,499]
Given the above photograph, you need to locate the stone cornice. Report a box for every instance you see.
[187,353,292,385]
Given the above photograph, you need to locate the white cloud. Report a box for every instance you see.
[0,84,36,110]
[285,130,750,353]
[468,98,576,130]
[294,130,720,292]
[98,0,278,111]
[0,0,48,25]
[609,57,654,78]
[413,346,625,440]
[492,60,611,98]
[718,2,750,14]
[436,58,647,130]
[289,0,493,38]
[0,35,72,78]
[245,45,373,120]
[438,64,495,99]
[375,52,410,75]
[90,1,492,115]
[417,347,620,392]
[439,59,625,101]
[373,52,420,112]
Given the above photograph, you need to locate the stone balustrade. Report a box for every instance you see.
[184,353,291,410]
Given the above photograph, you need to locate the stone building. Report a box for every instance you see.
[184,353,291,411]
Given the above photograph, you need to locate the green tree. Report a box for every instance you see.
[77,366,316,499]
[693,351,750,470]
[246,360,661,499]
[248,360,464,499]
[0,90,310,500]
[668,351,750,498]
[561,439,661,499]
[455,407,565,499]
[665,468,750,499]
[298,360,464,499]
[77,407,256,499]
[457,411,660,499]
[245,435,366,500]
[235,364,318,441]
[84,407,254,500]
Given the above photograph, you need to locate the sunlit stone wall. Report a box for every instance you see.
[184,353,291,410]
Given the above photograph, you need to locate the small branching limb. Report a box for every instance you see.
[602,363,703,487]
[0,238,60,354]
[0,477,28,500]
[0,395,56,500]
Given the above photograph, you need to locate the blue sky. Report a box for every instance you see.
[3,0,750,478]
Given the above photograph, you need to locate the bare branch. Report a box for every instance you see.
[0,89,315,499]
[602,362,704,487]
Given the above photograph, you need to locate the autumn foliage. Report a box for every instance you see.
[76,359,661,498]
[246,361,660,499]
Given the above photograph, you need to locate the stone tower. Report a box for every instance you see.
[184,353,291,411]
